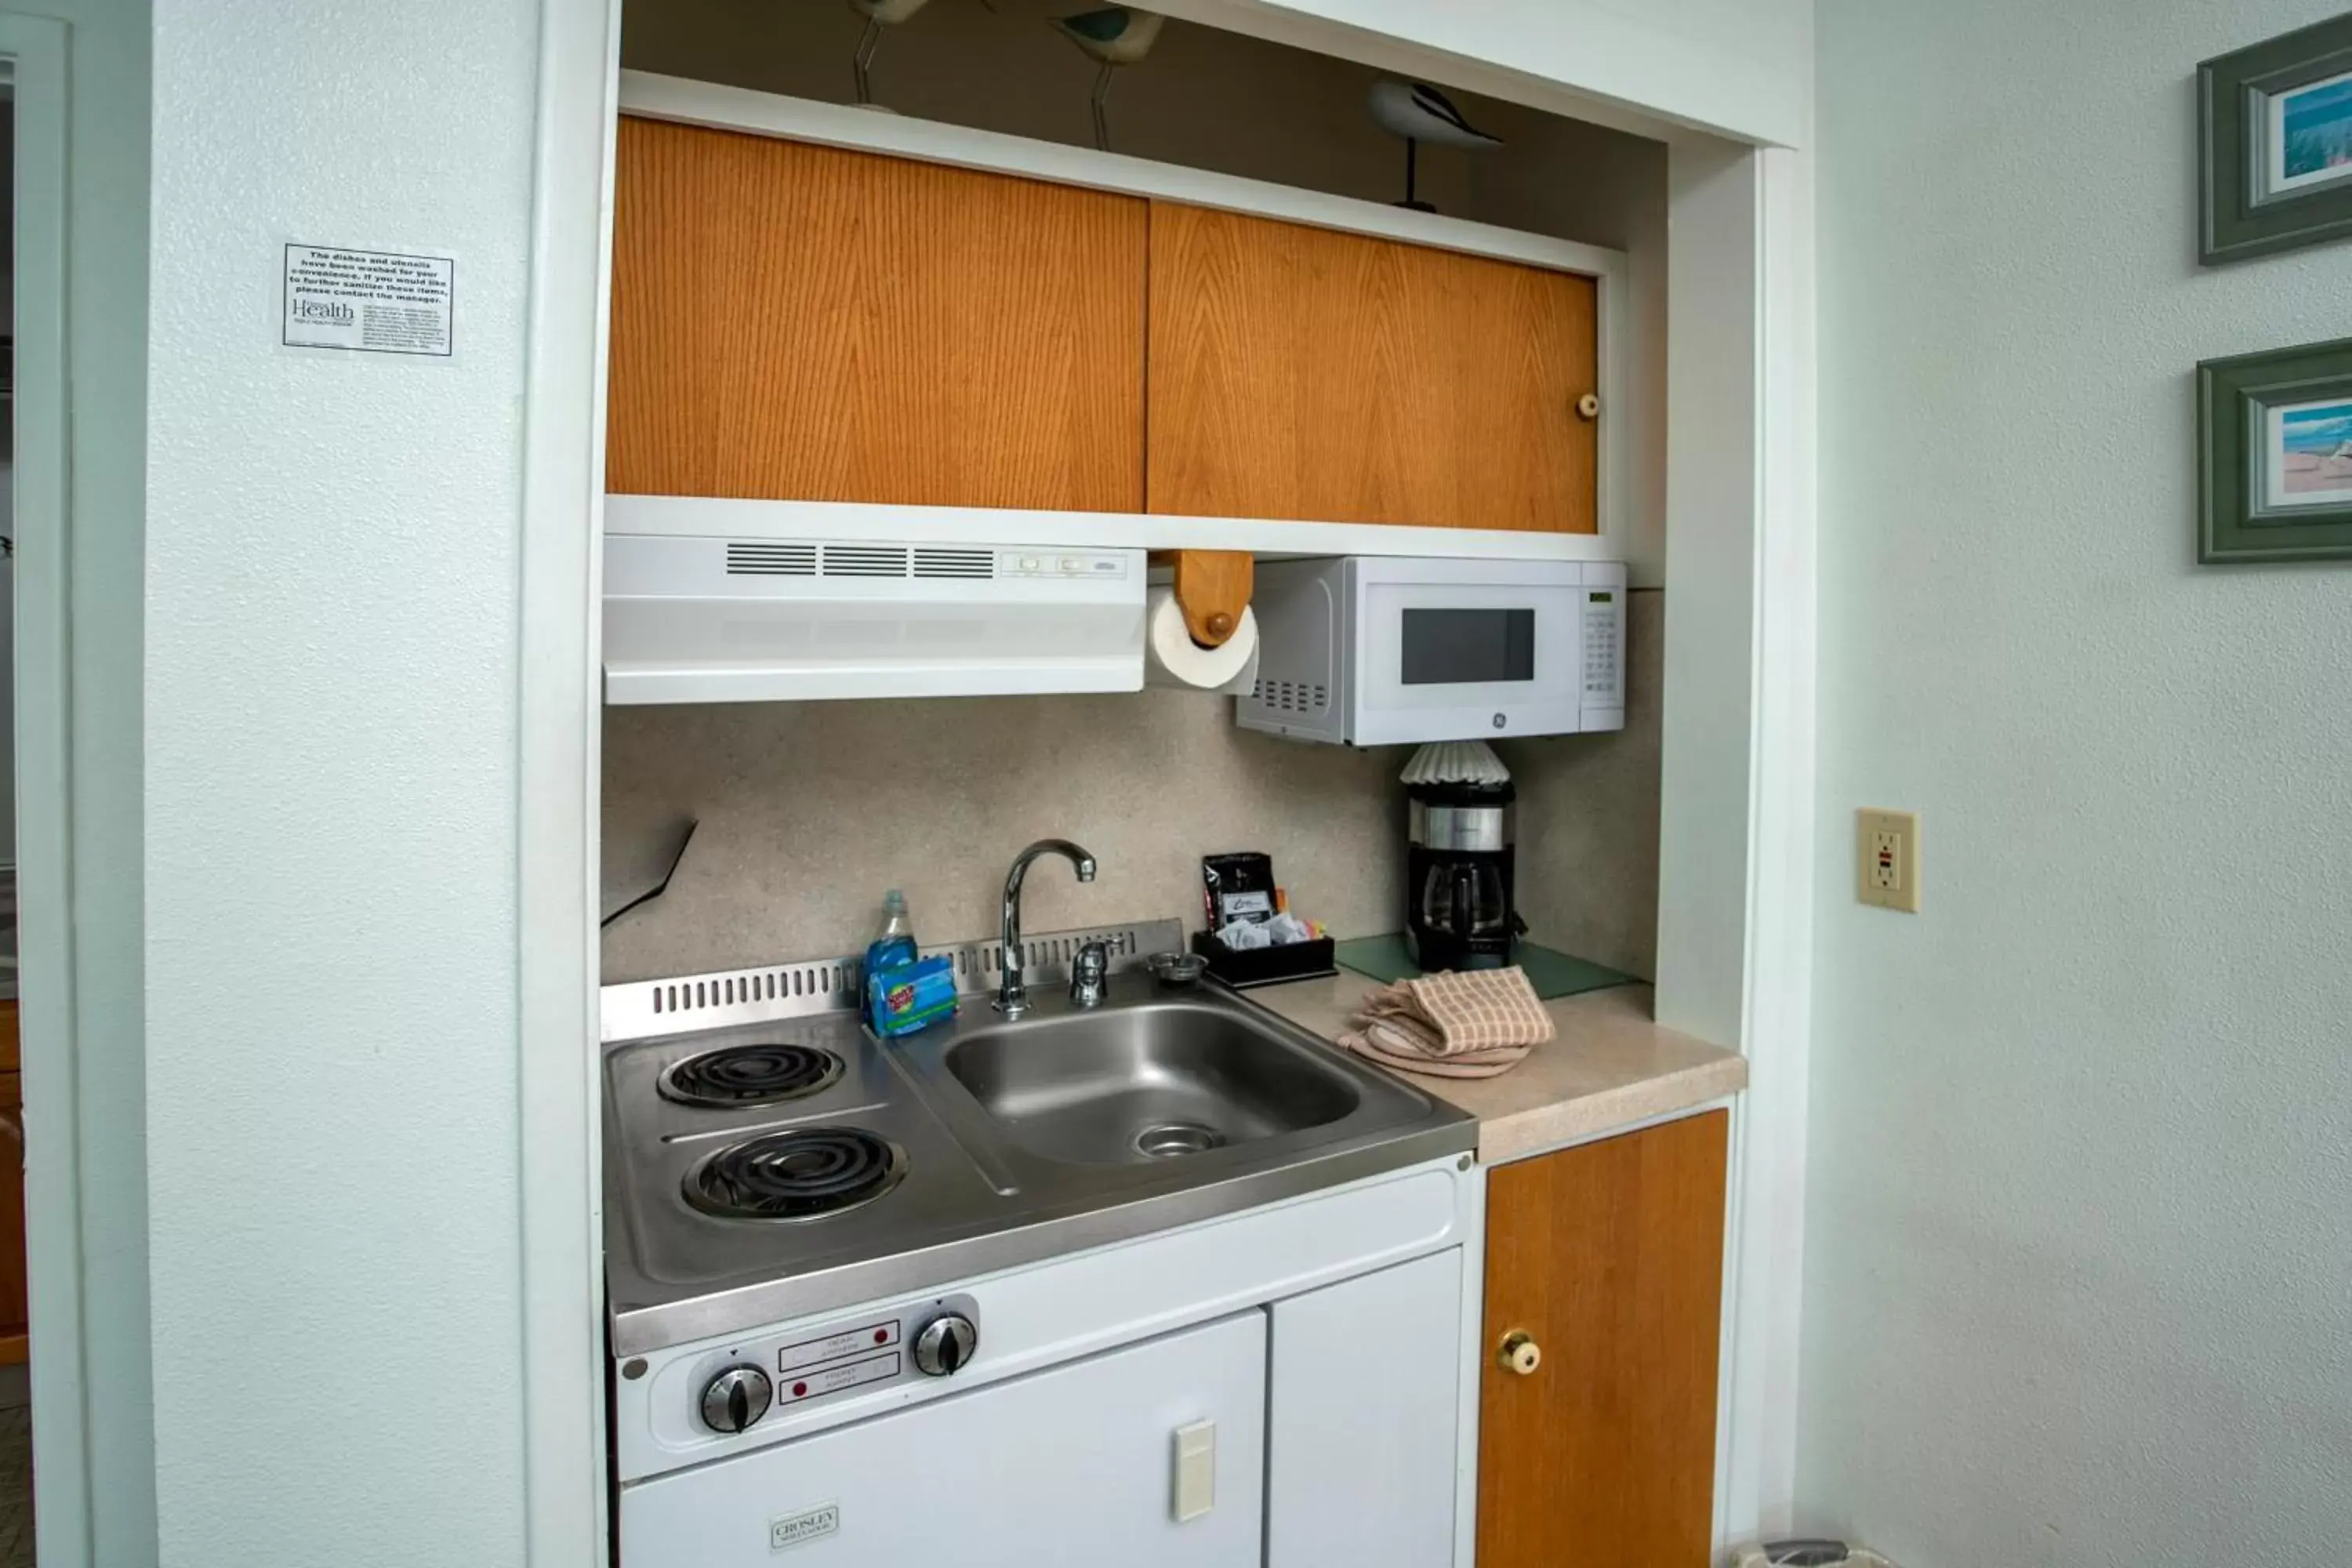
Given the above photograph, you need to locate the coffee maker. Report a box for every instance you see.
[1403,777,1522,971]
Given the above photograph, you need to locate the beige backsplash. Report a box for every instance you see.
[601,592,1664,985]
[1494,590,1664,979]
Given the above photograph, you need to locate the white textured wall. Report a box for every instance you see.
[143,0,539,1558]
[1804,0,2352,1560]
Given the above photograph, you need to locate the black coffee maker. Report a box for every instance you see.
[1403,777,1523,971]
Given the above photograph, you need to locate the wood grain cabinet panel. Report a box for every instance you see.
[608,117,1147,510]
[1476,1110,1729,1567]
[1145,202,1598,533]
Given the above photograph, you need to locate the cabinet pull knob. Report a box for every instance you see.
[1574,392,1602,421]
[1497,1329,1541,1376]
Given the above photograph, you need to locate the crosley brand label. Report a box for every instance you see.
[770,1504,840,1552]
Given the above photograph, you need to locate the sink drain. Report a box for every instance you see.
[1134,1121,1225,1159]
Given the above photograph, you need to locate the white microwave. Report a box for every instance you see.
[1236,557,1624,746]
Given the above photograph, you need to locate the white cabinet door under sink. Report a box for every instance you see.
[619,1311,1267,1567]
[1268,1247,1465,1568]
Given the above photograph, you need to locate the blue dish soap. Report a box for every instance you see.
[863,890,920,1029]
[866,889,917,971]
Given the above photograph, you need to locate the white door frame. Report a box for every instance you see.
[511,5,1817,1559]
[6,13,94,1567]
[1656,137,1818,1546]
[515,0,622,1563]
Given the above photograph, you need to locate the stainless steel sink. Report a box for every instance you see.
[884,969,1468,1203]
[943,998,1364,1165]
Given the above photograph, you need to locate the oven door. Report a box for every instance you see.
[619,1309,1267,1567]
[1352,565,1582,746]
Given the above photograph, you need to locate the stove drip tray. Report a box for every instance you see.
[659,1044,845,1109]
[685,1127,907,1221]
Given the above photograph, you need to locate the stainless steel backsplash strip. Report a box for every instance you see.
[600,918,1187,1043]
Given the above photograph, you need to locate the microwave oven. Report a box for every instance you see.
[1236,557,1624,746]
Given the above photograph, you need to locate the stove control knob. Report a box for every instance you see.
[699,1364,773,1433]
[912,1312,978,1377]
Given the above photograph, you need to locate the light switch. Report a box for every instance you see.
[1171,1420,1215,1523]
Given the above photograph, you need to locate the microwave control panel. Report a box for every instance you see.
[1581,586,1624,708]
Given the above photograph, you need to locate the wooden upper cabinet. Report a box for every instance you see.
[607,117,1148,510]
[1145,202,1598,533]
[1477,1111,1729,1568]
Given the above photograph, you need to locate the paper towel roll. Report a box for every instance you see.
[1144,584,1261,694]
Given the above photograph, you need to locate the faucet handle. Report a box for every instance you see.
[1069,941,1110,1009]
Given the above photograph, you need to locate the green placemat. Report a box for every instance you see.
[1332,933,1638,1000]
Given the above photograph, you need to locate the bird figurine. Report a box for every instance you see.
[846,0,932,109]
[1051,7,1166,152]
[1367,80,1502,212]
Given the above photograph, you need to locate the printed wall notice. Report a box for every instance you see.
[281,244,454,357]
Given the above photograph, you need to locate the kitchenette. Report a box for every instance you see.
[591,5,1744,1565]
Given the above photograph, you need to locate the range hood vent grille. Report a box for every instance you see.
[912,547,996,580]
[722,541,1002,581]
[724,542,818,576]
[819,543,911,577]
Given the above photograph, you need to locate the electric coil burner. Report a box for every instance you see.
[659,1043,845,1109]
[684,1127,907,1222]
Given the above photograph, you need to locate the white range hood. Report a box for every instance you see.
[602,533,1147,704]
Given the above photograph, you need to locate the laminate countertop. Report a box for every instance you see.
[1250,971,1747,1166]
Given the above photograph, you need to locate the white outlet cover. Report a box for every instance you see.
[1857,809,1919,912]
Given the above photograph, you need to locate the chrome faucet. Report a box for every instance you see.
[996,839,1098,1018]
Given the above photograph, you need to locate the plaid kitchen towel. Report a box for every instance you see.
[1336,965,1555,1080]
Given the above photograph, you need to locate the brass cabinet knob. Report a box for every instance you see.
[1574,392,1602,421]
[1496,1329,1541,1376]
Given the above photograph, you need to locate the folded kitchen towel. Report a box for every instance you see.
[1336,965,1555,1080]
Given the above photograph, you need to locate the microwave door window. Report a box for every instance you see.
[1355,579,1581,736]
[1399,608,1537,687]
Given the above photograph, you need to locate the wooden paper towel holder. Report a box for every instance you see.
[1150,550,1254,648]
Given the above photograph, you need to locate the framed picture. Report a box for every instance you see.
[2198,336,2352,564]
[2199,13,2352,264]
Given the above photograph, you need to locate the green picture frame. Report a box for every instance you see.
[2198,336,2352,564]
[2199,13,2352,264]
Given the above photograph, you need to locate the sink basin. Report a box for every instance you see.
[944,998,1363,1165]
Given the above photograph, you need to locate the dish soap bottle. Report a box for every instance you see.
[864,889,918,983]
[863,889,956,1036]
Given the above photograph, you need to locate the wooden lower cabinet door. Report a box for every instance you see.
[1476,1111,1729,1566]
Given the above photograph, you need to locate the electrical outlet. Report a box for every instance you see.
[1856,809,1920,913]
